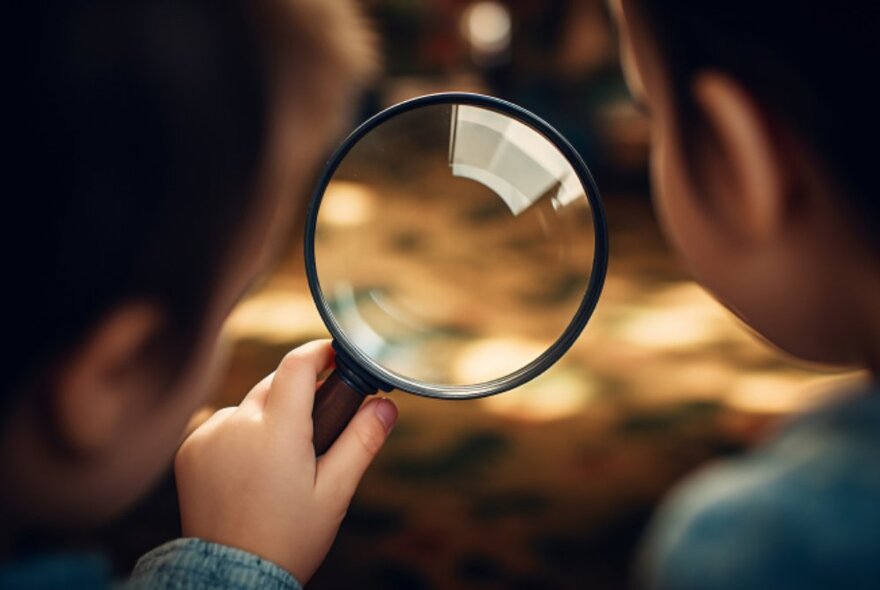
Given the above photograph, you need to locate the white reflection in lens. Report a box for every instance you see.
[449,105,585,216]
[368,289,430,336]
[331,283,385,358]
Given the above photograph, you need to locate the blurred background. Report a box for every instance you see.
[98,1,860,588]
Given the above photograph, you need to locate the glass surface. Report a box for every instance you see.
[314,103,596,390]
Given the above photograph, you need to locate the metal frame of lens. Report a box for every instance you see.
[304,92,609,399]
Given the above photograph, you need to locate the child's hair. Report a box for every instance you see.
[630,0,878,246]
[2,0,374,414]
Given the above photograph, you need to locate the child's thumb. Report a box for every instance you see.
[316,397,397,500]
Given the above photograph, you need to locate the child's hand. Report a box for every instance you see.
[174,340,398,583]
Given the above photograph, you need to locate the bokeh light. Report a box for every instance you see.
[318,180,376,228]
[460,1,512,61]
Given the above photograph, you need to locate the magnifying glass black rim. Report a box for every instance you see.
[304,92,609,399]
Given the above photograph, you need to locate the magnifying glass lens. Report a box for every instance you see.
[313,102,597,393]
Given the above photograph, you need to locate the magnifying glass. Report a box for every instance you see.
[305,93,608,454]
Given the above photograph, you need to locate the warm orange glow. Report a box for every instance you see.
[320,181,377,227]
[460,1,512,56]
[224,292,326,343]
[452,337,546,384]
[726,372,868,415]
[615,283,729,350]
[478,368,597,422]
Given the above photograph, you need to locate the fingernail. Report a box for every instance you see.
[373,398,398,434]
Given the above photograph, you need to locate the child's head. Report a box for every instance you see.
[1,0,373,530]
[612,1,880,369]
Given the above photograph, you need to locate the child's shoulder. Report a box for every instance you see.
[638,387,880,590]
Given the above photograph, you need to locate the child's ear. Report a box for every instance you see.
[689,72,793,245]
[53,303,167,456]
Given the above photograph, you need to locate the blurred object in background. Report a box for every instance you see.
[460,1,512,65]
[365,0,648,193]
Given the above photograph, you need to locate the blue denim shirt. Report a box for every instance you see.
[0,539,301,590]
[638,387,880,590]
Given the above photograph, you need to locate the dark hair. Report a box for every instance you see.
[2,0,268,407]
[631,0,879,245]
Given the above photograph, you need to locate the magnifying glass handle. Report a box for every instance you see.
[312,370,372,455]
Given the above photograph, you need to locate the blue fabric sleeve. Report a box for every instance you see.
[637,464,815,590]
[636,397,880,590]
[127,538,302,590]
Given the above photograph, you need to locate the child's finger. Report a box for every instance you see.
[265,340,334,421]
[315,397,397,500]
